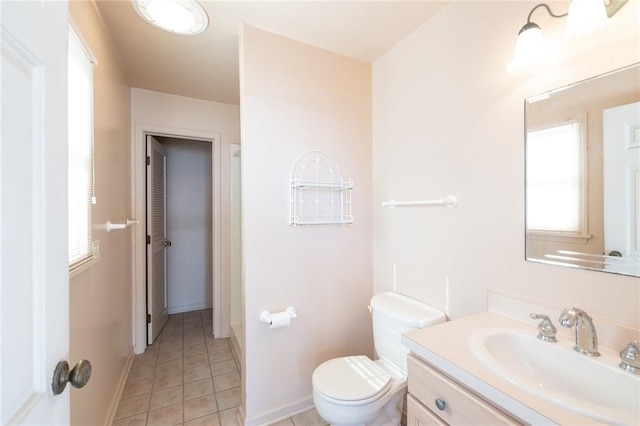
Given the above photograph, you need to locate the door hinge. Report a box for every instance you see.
[146,235,151,245]
[147,314,151,324]
[146,156,150,166]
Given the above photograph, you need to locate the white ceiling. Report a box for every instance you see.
[95,1,449,105]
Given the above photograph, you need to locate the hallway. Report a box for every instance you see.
[112,309,241,425]
[111,309,328,425]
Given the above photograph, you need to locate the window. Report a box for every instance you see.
[68,26,96,270]
[526,117,588,238]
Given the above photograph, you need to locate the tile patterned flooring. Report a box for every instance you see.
[112,309,328,426]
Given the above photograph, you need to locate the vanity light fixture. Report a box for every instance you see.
[508,4,567,73]
[508,0,628,73]
[132,0,208,35]
[566,0,608,34]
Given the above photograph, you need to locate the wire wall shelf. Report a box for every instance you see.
[289,151,353,226]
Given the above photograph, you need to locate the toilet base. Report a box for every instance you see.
[313,387,406,426]
[366,389,405,426]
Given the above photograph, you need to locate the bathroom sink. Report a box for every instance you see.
[468,329,640,425]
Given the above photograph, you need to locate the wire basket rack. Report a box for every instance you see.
[289,151,353,225]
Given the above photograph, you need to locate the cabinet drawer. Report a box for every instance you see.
[408,355,521,426]
[407,394,447,426]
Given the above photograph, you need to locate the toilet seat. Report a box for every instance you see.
[312,355,392,406]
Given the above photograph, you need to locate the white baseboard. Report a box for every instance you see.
[237,403,246,425]
[217,325,230,338]
[167,301,212,314]
[103,349,135,426]
[243,396,315,426]
[230,325,243,358]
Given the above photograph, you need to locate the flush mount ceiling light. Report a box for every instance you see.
[132,0,208,35]
[508,0,628,73]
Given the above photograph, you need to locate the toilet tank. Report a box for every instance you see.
[370,292,445,375]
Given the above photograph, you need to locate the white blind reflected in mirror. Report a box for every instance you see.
[525,64,639,277]
[526,121,583,233]
[68,26,95,268]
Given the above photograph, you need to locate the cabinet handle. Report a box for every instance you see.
[435,399,446,411]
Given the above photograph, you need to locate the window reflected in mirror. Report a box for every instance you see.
[527,119,584,234]
[525,63,640,277]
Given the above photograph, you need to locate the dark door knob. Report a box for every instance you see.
[52,359,92,395]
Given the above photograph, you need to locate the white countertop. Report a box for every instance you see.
[402,312,626,426]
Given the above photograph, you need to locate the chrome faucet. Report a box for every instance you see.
[620,342,640,374]
[558,307,600,357]
[530,313,557,342]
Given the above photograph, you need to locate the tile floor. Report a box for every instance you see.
[112,309,328,426]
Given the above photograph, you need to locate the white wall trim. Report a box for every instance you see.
[131,123,222,354]
[103,350,135,426]
[168,301,213,315]
[243,396,315,426]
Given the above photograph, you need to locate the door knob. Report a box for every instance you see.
[52,359,92,395]
[164,240,172,247]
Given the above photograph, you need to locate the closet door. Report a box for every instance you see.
[146,135,170,343]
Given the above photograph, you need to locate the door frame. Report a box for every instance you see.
[132,123,222,353]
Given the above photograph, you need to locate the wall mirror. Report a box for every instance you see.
[525,63,640,277]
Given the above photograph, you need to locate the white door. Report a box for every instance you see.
[147,136,170,344]
[603,102,640,261]
[1,1,71,424]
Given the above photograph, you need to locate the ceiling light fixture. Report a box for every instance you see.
[132,0,208,35]
[508,0,628,73]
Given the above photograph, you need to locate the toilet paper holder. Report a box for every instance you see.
[260,306,297,327]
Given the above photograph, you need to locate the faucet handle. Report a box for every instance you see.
[620,341,640,375]
[530,313,557,343]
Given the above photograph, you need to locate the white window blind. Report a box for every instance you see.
[526,121,583,233]
[68,26,95,269]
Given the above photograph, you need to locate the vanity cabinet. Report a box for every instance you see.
[407,354,522,426]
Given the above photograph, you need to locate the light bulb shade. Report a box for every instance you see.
[566,0,608,35]
[508,23,548,73]
[133,0,208,35]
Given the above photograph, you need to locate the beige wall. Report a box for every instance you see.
[68,1,132,424]
[240,25,373,425]
[373,1,640,327]
[131,89,241,144]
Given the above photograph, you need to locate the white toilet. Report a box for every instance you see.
[312,291,445,426]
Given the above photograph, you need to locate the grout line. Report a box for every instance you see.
[120,308,316,426]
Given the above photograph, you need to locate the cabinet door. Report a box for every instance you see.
[408,355,522,426]
[407,394,447,426]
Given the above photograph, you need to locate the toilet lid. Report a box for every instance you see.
[313,356,392,403]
